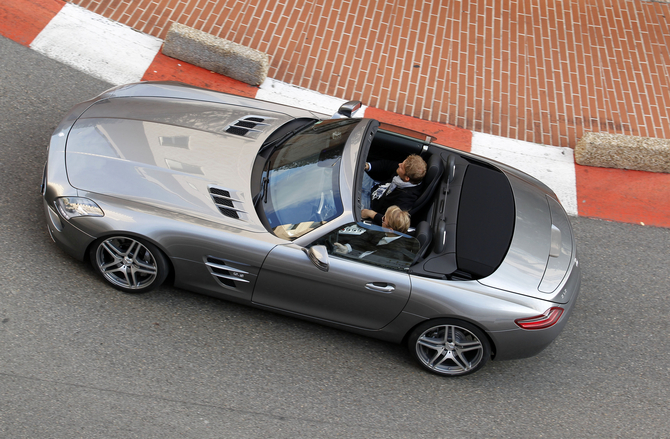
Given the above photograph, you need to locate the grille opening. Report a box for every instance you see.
[236,120,258,129]
[206,256,248,288]
[225,116,271,137]
[216,277,236,287]
[226,126,249,136]
[207,256,225,264]
[212,196,234,208]
[217,207,240,219]
[210,188,231,197]
[209,187,242,220]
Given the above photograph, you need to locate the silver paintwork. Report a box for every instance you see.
[254,243,412,330]
[43,81,581,376]
[478,172,578,303]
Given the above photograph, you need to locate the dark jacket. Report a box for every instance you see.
[367,160,423,224]
[337,229,420,266]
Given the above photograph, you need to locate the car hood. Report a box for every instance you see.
[64,96,299,231]
[478,171,576,303]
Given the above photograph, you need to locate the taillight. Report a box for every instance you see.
[515,307,564,330]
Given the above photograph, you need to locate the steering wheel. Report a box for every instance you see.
[324,231,337,253]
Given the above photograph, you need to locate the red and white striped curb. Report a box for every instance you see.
[2,1,669,227]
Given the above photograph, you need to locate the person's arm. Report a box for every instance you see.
[333,242,352,253]
[366,159,396,182]
[362,208,383,225]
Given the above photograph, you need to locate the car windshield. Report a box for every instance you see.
[262,119,360,240]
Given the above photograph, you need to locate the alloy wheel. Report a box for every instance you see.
[94,236,160,291]
[412,321,488,376]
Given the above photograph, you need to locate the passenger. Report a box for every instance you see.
[379,204,411,234]
[361,154,427,226]
[334,206,412,256]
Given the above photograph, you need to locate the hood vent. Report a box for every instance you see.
[209,187,246,220]
[225,116,274,138]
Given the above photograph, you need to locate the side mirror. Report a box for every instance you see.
[336,100,362,118]
[303,245,330,272]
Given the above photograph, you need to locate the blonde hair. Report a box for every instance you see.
[384,205,411,234]
[404,154,427,184]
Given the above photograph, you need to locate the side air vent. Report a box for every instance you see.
[209,187,246,220]
[206,256,250,289]
[225,116,274,138]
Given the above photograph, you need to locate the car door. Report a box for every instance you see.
[252,223,419,330]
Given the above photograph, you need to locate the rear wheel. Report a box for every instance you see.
[90,236,168,293]
[408,319,490,377]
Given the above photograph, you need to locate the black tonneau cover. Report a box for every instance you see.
[456,162,515,278]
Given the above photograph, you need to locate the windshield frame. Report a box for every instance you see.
[255,118,364,240]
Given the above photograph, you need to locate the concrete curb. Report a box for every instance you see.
[162,22,269,86]
[575,132,670,174]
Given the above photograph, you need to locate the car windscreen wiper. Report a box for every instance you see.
[253,158,271,206]
[262,173,270,204]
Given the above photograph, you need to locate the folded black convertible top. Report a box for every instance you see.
[456,162,515,278]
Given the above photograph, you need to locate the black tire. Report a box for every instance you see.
[89,235,169,294]
[407,318,491,377]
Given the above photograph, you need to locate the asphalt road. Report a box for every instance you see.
[1,36,669,438]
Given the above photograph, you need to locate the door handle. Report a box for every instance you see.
[365,282,395,293]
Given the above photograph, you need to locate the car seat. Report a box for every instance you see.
[409,153,445,223]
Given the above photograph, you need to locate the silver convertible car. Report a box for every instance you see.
[42,82,580,377]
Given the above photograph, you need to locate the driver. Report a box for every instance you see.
[361,154,426,225]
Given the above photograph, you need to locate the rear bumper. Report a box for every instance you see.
[489,260,582,360]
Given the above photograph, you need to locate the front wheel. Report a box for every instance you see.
[90,236,168,293]
[408,319,491,377]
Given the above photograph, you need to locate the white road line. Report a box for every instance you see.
[30,4,162,85]
[471,132,578,216]
[257,78,367,117]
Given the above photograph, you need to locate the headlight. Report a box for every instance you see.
[55,197,104,220]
